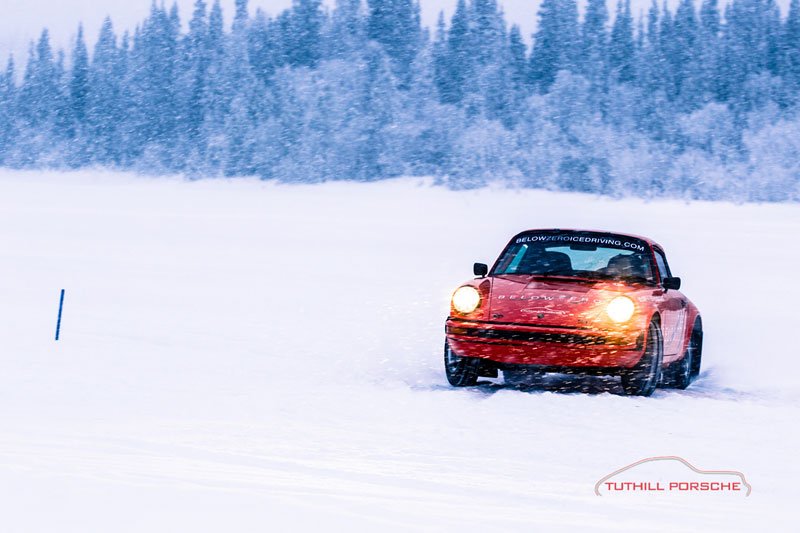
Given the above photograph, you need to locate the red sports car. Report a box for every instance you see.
[444,229,702,396]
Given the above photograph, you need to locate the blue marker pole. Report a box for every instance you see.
[55,289,65,341]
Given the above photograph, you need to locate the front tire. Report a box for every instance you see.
[444,341,480,387]
[621,319,663,396]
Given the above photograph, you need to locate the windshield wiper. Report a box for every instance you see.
[526,273,598,283]
[617,275,652,284]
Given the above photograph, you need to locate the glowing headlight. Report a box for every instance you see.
[606,296,635,323]
[452,286,481,314]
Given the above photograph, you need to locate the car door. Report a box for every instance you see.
[653,247,687,357]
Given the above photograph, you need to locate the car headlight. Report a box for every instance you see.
[606,296,635,323]
[452,286,481,314]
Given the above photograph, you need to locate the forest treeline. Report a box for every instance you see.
[0,0,798,200]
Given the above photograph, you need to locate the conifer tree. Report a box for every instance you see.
[0,57,16,161]
[507,24,527,93]
[609,0,635,83]
[18,31,61,130]
[367,0,421,85]
[69,25,89,128]
[582,0,608,82]
[695,0,721,102]
[328,0,366,59]
[442,0,471,104]
[529,0,580,91]
[784,0,800,89]
[286,0,323,68]
[87,18,123,163]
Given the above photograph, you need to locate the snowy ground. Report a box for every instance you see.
[0,170,797,531]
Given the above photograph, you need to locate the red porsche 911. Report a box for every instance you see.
[444,229,703,396]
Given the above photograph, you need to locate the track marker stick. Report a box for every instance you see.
[55,289,65,341]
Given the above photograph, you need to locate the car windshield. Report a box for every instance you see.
[492,233,655,283]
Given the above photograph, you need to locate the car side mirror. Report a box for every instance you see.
[663,277,681,290]
[474,263,488,278]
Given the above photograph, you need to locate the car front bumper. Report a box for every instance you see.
[445,317,646,369]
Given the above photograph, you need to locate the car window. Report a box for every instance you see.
[654,249,671,281]
[493,233,655,283]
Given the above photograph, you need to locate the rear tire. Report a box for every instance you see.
[666,318,702,389]
[689,319,703,380]
[444,340,480,387]
[621,320,663,396]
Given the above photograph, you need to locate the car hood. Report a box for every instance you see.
[489,275,638,327]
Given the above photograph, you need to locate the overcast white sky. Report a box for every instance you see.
[0,0,790,67]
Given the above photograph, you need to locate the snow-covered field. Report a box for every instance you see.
[0,170,797,531]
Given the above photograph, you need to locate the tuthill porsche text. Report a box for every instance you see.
[603,481,743,492]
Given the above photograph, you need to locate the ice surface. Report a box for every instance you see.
[0,170,797,531]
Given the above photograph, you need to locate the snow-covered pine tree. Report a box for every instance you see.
[284,0,323,68]
[0,57,16,163]
[327,0,367,60]
[367,0,421,86]
[581,0,608,84]
[609,0,635,83]
[784,0,800,93]
[529,0,580,92]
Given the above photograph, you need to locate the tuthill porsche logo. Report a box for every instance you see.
[595,456,752,496]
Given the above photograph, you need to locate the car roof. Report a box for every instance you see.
[512,228,663,250]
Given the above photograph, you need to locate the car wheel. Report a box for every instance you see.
[444,340,480,387]
[689,319,703,380]
[666,345,692,389]
[621,319,663,396]
[666,318,703,389]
